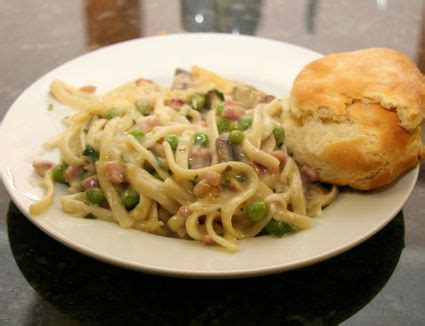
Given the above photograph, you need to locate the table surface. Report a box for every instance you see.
[1,0,424,325]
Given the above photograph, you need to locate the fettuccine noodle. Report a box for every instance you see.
[30,66,337,251]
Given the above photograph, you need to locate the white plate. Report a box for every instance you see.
[0,34,419,278]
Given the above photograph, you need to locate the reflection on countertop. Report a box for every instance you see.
[8,203,404,324]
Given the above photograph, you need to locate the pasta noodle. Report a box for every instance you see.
[29,67,338,251]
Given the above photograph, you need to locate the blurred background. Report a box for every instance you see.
[1,0,423,113]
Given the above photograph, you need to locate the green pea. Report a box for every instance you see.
[265,219,294,237]
[166,135,178,151]
[129,129,145,140]
[217,119,231,133]
[239,117,253,130]
[82,145,99,161]
[228,130,244,144]
[121,188,140,210]
[273,126,284,146]
[135,100,153,115]
[193,132,209,147]
[229,121,240,131]
[104,108,119,120]
[215,103,224,116]
[191,93,206,111]
[86,187,106,205]
[247,200,268,222]
[52,163,68,184]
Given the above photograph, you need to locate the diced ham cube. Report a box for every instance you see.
[267,166,280,174]
[193,171,221,197]
[177,205,192,217]
[189,146,212,169]
[79,85,96,93]
[104,160,126,185]
[82,175,100,190]
[300,165,318,182]
[202,170,221,186]
[201,234,215,245]
[193,181,212,198]
[32,160,54,177]
[250,161,265,174]
[221,101,245,121]
[271,150,287,167]
[64,165,81,183]
[139,116,161,133]
[169,98,186,108]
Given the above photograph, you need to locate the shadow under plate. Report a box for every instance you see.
[7,203,404,325]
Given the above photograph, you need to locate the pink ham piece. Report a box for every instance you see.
[64,165,81,183]
[139,116,160,132]
[202,170,221,186]
[79,85,96,93]
[32,160,54,176]
[193,181,212,198]
[104,160,126,185]
[266,166,280,174]
[201,235,215,245]
[300,165,318,182]
[193,171,222,197]
[169,98,186,108]
[177,205,192,217]
[82,175,100,190]
[189,146,212,169]
[271,150,287,167]
[221,101,245,121]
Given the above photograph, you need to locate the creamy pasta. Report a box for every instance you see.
[30,66,337,251]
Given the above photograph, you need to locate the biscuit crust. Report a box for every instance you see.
[290,48,425,130]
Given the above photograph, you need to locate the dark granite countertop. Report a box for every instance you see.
[1,1,424,325]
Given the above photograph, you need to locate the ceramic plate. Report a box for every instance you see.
[0,34,419,278]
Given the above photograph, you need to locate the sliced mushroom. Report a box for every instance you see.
[231,84,275,108]
[215,135,247,163]
[215,135,234,162]
[206,89,224,110]
[171,68,194,90]
[232,143,248,162]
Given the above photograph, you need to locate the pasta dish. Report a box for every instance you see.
[30,66,337,251]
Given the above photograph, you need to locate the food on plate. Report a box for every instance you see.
[283,48,425,190]
[29,66,337,251]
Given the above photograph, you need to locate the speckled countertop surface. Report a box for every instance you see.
[1,1,424,325]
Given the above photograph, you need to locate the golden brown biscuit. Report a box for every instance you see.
[284,48,425,190]
[290,48,425,130]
